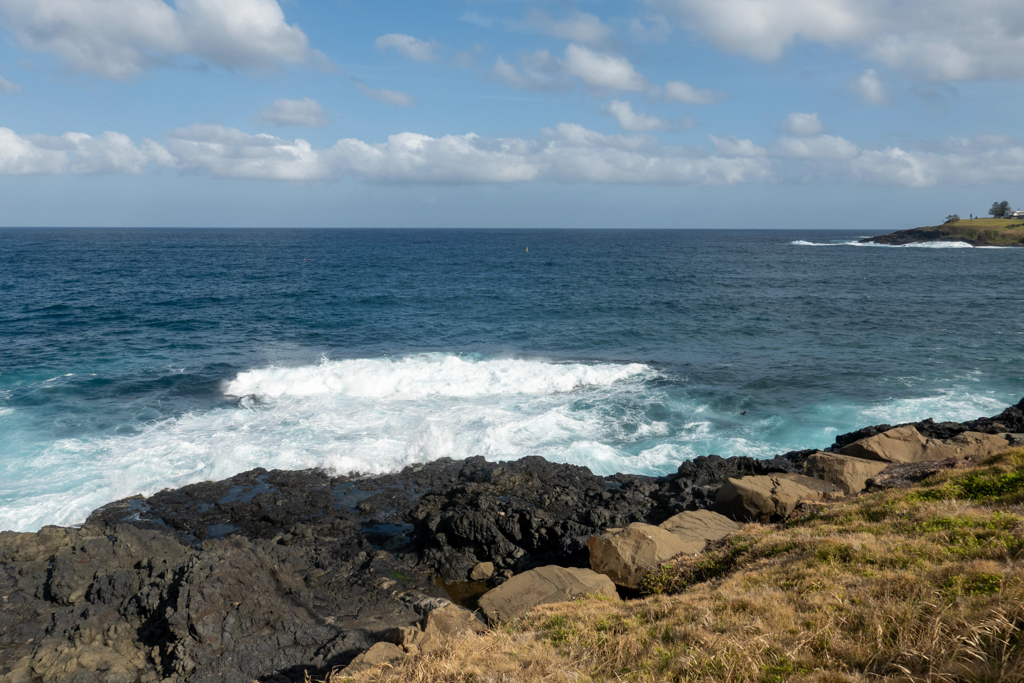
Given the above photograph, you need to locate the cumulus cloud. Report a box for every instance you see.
[354,81,417,107]
[774,134,858,159]
[0,127,169,174]
[0,0,310,81]
[251,98,329,128]
[523,9,612,44]
[563,44,648,91]
[166,124,329,180]
[664,80,725,104]
[782,112,824,137]
[651,0,863,61]
[7,121,1024,189]
[493,44,654,93]
[650,0,1024,81]
[0,75,19,92]
[374,34,439,62]
[709,135,767,157]
[853,68,888,104]
[604,100,668,132]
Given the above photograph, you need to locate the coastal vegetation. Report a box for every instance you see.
[864,217,1024,247]
[331,448,1024,682]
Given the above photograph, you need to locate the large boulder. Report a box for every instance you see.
[839,426,1009,464]
[478,566,618,624]
[802,452,888,495]
[658,510,741,553]
[714,473,842,522]
[588,523,693,588]
[945,431,1013,459]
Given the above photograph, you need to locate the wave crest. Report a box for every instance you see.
[224,355,656,400]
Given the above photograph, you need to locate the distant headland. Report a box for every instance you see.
[863,202,1024,247]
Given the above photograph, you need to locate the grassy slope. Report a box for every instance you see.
[330,449,1024,683]
[871,218,1024,246]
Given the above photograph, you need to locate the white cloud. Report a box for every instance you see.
[166,124,329,180]
[0,127,168,174]
[664,80,724,104]
[774,134,858,159]
[852,68,888,104]
[493,45,653,93]
[709,135,767,157]
[604,100,668,132]
[8,122,1024,189]
[651,0,1024,81]
[374,34,439,62]
[354,82,417,107]
[0,0,309,81]
[0,75,19,92]
[251,98,329,128]
[651,0,863,61]
[563,44,648,91]
[332,132,539,184]
[523,9,612,44]
[849,147,935,187]
[782,112,824,137]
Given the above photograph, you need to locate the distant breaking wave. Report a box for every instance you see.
[791,239,984,248]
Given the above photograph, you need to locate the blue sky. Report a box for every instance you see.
[1,0,1023,228]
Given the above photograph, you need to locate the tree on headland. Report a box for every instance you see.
[944,214,960,223]
[989,200,1012,217]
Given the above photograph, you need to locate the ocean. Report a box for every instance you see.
[1,228,1022,532]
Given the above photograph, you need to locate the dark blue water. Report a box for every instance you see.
[2,228,1022,531]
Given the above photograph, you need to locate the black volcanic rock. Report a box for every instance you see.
[2,397,1020,682]
[0,452,796,682]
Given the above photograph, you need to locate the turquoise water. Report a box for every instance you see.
[1,228,1022,531]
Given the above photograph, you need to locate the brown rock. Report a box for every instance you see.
[839,426,1010,464]
[340,642,406,675]
[478,565,618,624]
[469,561,494,581]
[714,473,843,522]
[423,603,486,637]
[385,625,437,654]
[658,510,741,552]
[838,426,953,463]
[588,523,692,588]
[945,432,1012,459]
[802,451,888,495]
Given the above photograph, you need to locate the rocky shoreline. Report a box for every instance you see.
[860,222,1024,247]
[2,398,1023,683]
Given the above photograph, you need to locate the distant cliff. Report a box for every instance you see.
[862,218,1024,247]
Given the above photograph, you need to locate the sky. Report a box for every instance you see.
[0,0,1023,228]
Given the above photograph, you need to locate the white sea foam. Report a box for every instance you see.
[792,239,985,249]
[225,355,654,399]
[0,354,1015,532]
[0,356,668,530]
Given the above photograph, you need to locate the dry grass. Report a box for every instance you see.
[929,219,1024,244]
[323,449,1024,683]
